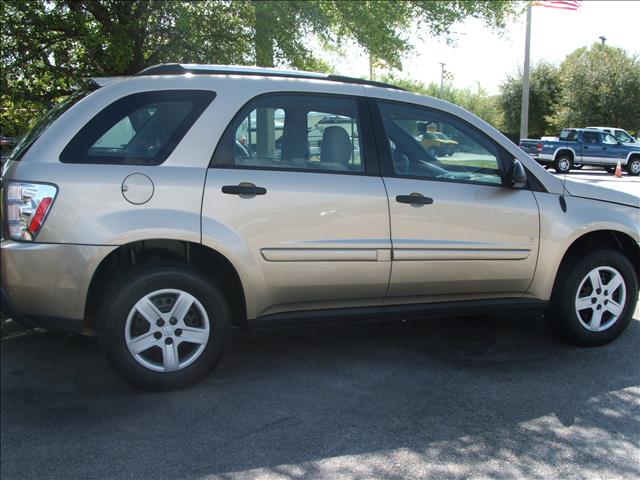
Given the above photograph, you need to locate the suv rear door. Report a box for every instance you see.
[202,93,391,320]
[371,99,540,303]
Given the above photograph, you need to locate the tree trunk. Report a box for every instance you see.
[253,1,274,68]
[253,1,275,159]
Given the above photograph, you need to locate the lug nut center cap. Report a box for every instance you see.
[163,326,174,336]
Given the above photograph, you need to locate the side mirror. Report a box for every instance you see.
[510,159,528,189]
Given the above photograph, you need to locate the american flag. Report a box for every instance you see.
[533,1,582,10]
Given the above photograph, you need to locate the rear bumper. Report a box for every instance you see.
[1,240,116,332]
[1,287,83,333]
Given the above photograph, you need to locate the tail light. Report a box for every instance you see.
[5,182,57,241]
[537,143,542,152]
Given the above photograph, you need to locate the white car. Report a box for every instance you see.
[586,127,637,145]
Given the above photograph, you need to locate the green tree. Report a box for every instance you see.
[251,0,520,69]
[1,0,253,136]
[552,43,640,132]
[381,75,502,127]
[1,0,521,137]
[497,61,561,137]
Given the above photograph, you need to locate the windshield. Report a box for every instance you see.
[8,89,89,162]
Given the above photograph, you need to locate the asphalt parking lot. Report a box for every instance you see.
[549,165,640,197]
[1,304,639,480]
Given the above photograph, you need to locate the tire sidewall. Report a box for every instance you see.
[555,156,572,174]
[99,266,229,390]
[554,250,638,346]
[626,158,640,176]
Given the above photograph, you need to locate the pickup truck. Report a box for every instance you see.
[520,128,640,175]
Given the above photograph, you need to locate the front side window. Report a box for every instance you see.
[378,102,503,186]
[212,94,364,173]
[614,130,633,142]
[602,133,618,145]
[60,90,216,165]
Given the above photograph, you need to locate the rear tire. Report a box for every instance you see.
[546,249,638,346]
[626,157,640,176]
[554,155,572,173]
[99,265,230,390]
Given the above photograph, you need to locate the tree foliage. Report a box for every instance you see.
[1,0,519,136]
[381,75,501,127]
[497,62,561,138]
[552,43,640,132]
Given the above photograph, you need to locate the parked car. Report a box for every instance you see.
[417,124,458,157]
[520,128,640,174]
[586,126,637,145]
[2,64,639,390]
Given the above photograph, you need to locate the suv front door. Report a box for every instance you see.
[373,100,540,303]
[202,94,391,320]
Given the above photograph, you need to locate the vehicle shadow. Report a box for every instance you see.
[1,312,639,479]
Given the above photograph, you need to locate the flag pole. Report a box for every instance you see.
[519,3,532,140]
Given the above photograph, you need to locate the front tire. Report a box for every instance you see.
[626,157,640,176]
[99,266,230,390]
[554,155,573,174]
[547,249,638,346]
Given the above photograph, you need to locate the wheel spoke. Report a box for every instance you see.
[604,274,623,294]
[589,309,603,330]
[605,300,623,317]
[128,332,159,354]
[589,270,603,292]
[170,292,195,323]
[575,296,594,311]
[178,327,209,345]
[162,342,180,371]
[135,297,164,325]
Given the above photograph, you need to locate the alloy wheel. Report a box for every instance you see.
[125,289,210,372]
[574,266,626,332]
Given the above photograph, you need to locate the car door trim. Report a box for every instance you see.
[261,248,391,262]
[392,248,531,261]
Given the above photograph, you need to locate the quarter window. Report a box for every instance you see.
[212,95,364,173]
[378,102,503,186]
[60,90,216,165]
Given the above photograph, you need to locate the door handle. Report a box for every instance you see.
[222,184,267,196]
[583,146,589,149]
[602,147,608,150]
[396,194,434,205]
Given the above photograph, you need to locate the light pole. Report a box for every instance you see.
[439,62,446,96]
[599,36,606,45]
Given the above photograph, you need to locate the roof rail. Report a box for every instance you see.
[135,63,406,91]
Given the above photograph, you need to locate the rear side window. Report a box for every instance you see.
[60,90,215,165]
[582,131,600,144]
[211,94,365,174]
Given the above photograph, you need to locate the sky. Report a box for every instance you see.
[320,0,640,95]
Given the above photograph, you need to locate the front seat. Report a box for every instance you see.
[319,126,352,171]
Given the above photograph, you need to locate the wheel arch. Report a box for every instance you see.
[625,152,640,163]
[551,230,640,299]
[554,148,575,161]
[84,239,247,331]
